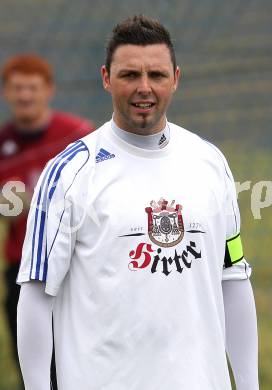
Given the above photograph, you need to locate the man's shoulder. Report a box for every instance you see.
[47,122,109,183]
[79,120,110,147]
[41,139,90,196]
[0,121,14,140]
[169,122,227,162]
[0,122,18,161]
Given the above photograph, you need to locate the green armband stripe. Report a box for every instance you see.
[224,233,244,268]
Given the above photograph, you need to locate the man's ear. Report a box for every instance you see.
[173,66,181,92]
[101,65,111,92]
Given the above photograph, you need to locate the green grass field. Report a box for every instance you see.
[0,142,271,389]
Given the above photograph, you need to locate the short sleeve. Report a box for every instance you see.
[17,140,89,295]
[222,158,252,281]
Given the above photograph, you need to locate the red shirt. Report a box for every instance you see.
[0,111,95,263]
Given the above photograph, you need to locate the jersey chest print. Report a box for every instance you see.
[120,198,204,276]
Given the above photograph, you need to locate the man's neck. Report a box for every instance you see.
[14,109,52,132]
[111,119,170,150]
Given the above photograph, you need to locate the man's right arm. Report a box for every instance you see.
[16,141,88,389]
[17,281,54,390]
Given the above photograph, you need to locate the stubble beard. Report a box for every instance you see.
[123,109,163,134]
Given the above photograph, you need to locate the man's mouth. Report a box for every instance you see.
[131,102,155,109]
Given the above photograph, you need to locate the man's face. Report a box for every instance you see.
[101,44,180,134]
[3,73,54,126]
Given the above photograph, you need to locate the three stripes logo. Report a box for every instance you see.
[95,148,116,163]
[158,133,167,148]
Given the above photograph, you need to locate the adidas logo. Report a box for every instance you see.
[158,133,167,147]
[95,148,115,163]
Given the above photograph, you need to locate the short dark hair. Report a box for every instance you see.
[1,54,53,84]
[105,15,176,73]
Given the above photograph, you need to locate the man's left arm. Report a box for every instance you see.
[223,279,259,390]
[222,154,259,390]
[221,155,259,390]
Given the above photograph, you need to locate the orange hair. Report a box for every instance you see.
[1,54,53,84]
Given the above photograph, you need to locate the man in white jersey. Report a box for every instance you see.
[17,15,259,390]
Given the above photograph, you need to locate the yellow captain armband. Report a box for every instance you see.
[224,233,244,268]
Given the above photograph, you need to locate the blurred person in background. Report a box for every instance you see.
[0,53,95,382]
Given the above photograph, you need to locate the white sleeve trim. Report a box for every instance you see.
[222,259,252,281]
[17,272,59,296]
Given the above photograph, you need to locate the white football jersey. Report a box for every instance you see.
[17,120,251,390]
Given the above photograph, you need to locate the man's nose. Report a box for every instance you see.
[136,75,152,95]
[17,87,33,100]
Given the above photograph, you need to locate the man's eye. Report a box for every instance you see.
[122,73,137,78]
[150,72,164,79]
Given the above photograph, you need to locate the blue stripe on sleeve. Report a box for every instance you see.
[30,141,82,278]
[35,145,87,279]
[29,140,88,280]
[42,146,90,281]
